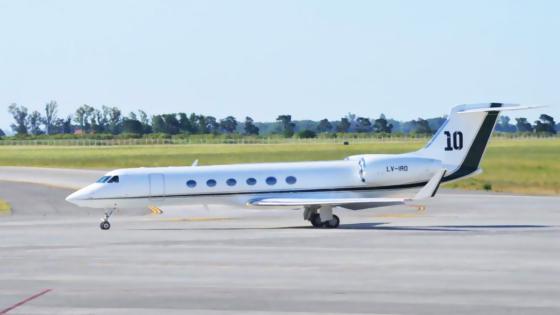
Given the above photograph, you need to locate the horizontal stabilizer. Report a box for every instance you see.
[458,104,546,114]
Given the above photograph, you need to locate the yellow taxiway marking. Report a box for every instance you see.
[373,205,427,218]
[148,206,163,215]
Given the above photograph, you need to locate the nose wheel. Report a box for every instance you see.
[100,220,111,230]
[100,208,115,230]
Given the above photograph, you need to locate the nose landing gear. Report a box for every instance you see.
[100,208,115,230]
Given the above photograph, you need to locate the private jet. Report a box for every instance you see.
[66,103,537,230]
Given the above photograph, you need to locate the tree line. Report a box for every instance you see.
[1,101,558,139]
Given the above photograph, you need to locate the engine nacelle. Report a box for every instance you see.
[346,154,442,186]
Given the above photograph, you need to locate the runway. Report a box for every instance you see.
[0,167,559,314]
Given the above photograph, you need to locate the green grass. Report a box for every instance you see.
[0,138,558,195]
[0,199,12,215]
[445,138,560,195]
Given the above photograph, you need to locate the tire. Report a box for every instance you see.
[100,221,111,230]
[326,215,340,229]
[310,213,323,228]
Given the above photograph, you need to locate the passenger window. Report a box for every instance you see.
[186,180,197,188]
[266,177,277,185]
[246,178,257,186]
[226,178,237,186]
[286,176,297,185]
[207,179,217,187]
[108,176,119,184]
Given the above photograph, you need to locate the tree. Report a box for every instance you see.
[373,116,393,133]
[276,115,295,137]
[8,103,30,135]
[162,114,180,134]
[0,128,5,137]
[43,101,58,135]
[138,110,152,134]
[194,115,208,134]
[178,113,194,133]
[244,117,259,135]
[355,117,372,132]
[410,118,432,134]
[297,129,317,138]
[534,114,556,134]
[151,115,166,133]
[74,105,95,133]
[52,115,73,134]
[205,116,220,134]
[495,115,516,132]
[91,109,107,133]
[220,116,238,134]
[515,118,533,132]
[337,117,351,132]
[103,106,122,134]
[122,119,144,134]
[316,119,332,133]
[28,111,44,135]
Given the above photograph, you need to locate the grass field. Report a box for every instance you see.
[0,138,558,195]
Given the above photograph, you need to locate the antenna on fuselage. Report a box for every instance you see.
[192,159,199,167]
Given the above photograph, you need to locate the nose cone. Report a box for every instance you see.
[66,184,97,206]
[66,190,86,205]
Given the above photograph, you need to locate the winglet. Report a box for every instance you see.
[412,169,446,200]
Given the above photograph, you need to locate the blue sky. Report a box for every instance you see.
[0,0,558,131]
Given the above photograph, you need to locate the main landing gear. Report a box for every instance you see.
[100,208,115,230]
[304,206,340,229]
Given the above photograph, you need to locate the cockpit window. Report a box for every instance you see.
[96,176,111,183]
[108,176,119,183]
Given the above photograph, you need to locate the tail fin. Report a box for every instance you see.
[416,103,542,181]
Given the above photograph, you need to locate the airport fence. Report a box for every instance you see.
[0,134,556,146]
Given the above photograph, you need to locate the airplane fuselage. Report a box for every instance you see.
[67,153,441,209]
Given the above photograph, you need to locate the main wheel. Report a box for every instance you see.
[309,213,323,228]
[100,221,111,230]
[325,215,340,229]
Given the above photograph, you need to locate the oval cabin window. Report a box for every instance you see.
[266,177,277,185]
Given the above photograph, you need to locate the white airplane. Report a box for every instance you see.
[66,103,537,230]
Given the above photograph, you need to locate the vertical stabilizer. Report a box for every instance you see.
[416,103,503,180]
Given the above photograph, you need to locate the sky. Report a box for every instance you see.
[0,0,558,132]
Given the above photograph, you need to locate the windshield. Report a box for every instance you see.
[96,176,111,183]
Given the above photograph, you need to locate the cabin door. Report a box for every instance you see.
[149,174,165,201]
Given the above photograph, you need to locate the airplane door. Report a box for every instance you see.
[149,174,165,201]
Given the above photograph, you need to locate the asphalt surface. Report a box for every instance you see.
[0,167,559,314]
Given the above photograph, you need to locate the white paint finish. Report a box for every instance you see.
[64,104,534,217]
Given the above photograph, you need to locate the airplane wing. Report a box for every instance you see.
[249,169,446,210]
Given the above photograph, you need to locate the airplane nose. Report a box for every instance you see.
[66,190,88,204]
[65,191,79,203]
